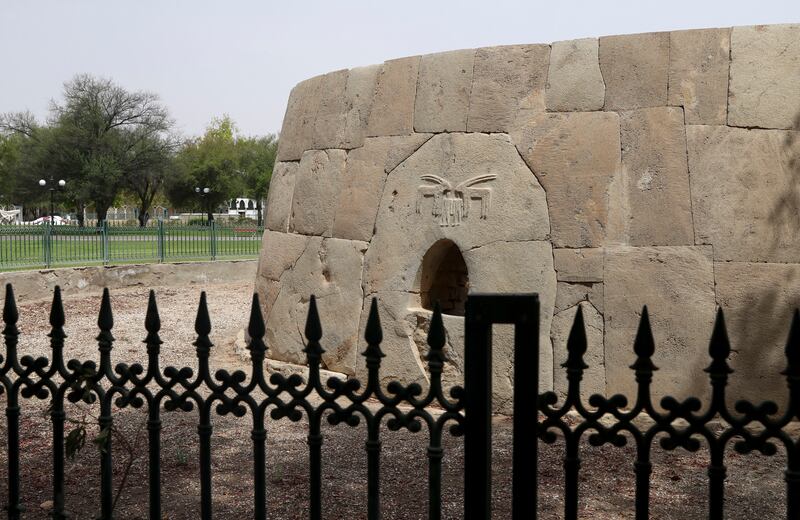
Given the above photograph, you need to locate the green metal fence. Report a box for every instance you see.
[0,221,264,270]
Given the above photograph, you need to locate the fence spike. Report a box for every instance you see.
[363,297,384,359]
[630,306,658,372]
[705,308,733,375]
[247,294,267,356]
[426,302,447,367]
[49,286,65,329]
[145,290,161,333]
[97,288,114,331]
[304,295,323,343]
[194,291,212,337]
[781,309,800,379]
[562,304,588,371]
[3,283,19,329]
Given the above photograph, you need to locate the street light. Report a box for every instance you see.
[39,177,66,223]
[195,186,211,224]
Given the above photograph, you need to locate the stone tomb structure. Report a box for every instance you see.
[257,24,800,412]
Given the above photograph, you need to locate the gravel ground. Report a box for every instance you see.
[0,282,792,519]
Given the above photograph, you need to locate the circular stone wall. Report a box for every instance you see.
[258,24,800,412]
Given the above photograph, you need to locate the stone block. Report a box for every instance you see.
[467,44,550,132]
[310,70,349,150]
[599,32,669,110]
[366,56,420,137]
[275,75,322,162]
[554,248,603,282]
[332,135,432,242]
[513,111,621,248]
[256,230,309,282]
[668,28,730,125]
[414,50,475,133]
[555,282,603,315]
[290,150,347,237]
[715,262,800,406]
[619,107,694,246]
[686,125,799,262]
[546,38,605,112]
[341,65,380,149]
[552,301,605,399]
[265,162,298,232]
[363,133,550,295]
[604,246,716,403]
[266,237,368,375]
[729,24,800,129]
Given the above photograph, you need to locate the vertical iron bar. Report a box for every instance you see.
[512,299,538,520]
[563,442,580,520]
[427,439,443,520]
[708,449,725,520]
[634,456,652,520]
[787,460,800,519]
[99,413,114,519]
[52,407,67,519]
[366,424,381,520]
[464,299,492,520]
[6,403,22,520]
[253,418,266,520]
[199,416,213,520]
[308,415,322,520]
[148,414,162,520]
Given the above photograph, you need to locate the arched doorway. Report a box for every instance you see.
[417,239,469,316]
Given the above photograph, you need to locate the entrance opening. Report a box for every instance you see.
[418,240,469,316]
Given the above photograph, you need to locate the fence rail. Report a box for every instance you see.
[2,285,800,519]
[0,221,264,270]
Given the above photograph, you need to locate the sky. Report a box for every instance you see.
[1,1,798,138]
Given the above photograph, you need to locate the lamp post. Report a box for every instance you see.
[38,177,66,223]
[195,186,210,224]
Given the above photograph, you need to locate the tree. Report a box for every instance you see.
[0,132,22,205]
[1,74,176,225]
[236,134,278,226]
[166,116,242,222]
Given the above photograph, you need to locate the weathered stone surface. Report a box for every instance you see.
[331,135,432,242]
[414,50,475,133]
[604,246,716,403]
[341,65,380,148]
[729,24,800,129]
[668,28,730,125]
[290,150,347,237]
[310,70,349,151]
[599,32,669,110]
[512,111,621,248]
[467,44,550,132]
[554,248,603,282]
[554,282,603,315]
[366,56,420,137]
[276,75,322,162]
[686,125,799,262]
[257,230,309,282]
[546,38,605,112]
[715,262,800,406]
[552,301,605,399]
[265,236,367,375]
[619,107,694,246]
[363,133,550,294]
[265,162,298,232]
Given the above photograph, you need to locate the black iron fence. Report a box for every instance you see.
[1,284,799,519]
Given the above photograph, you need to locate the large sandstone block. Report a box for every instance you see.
[290,150,347,237]
[265,162,298,232]
[604,246,716,403]
[363,133,550,294]
[467,44,550,132]
[619,107,694,246]
[555,282,603,315]
[257,230,309,283]
[599,32,669,110]
[310,70,349,151]
[729,24,800,129]
[276,75,322,162]
[546,38,605,112]
[332,135,431,242]
[552,301,605,400]
[512,111,621,248]
[554,248,603,282]
[715,262,800,406]
[668,28,730,125]
[686,125,799,262]
[414,50,475,133]
[265,236,368,375]
[366,56,420,137]
[341,65,380,149]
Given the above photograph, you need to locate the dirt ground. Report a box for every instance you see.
[0,282,791,519]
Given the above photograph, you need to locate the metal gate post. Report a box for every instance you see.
[464,293,540,520]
